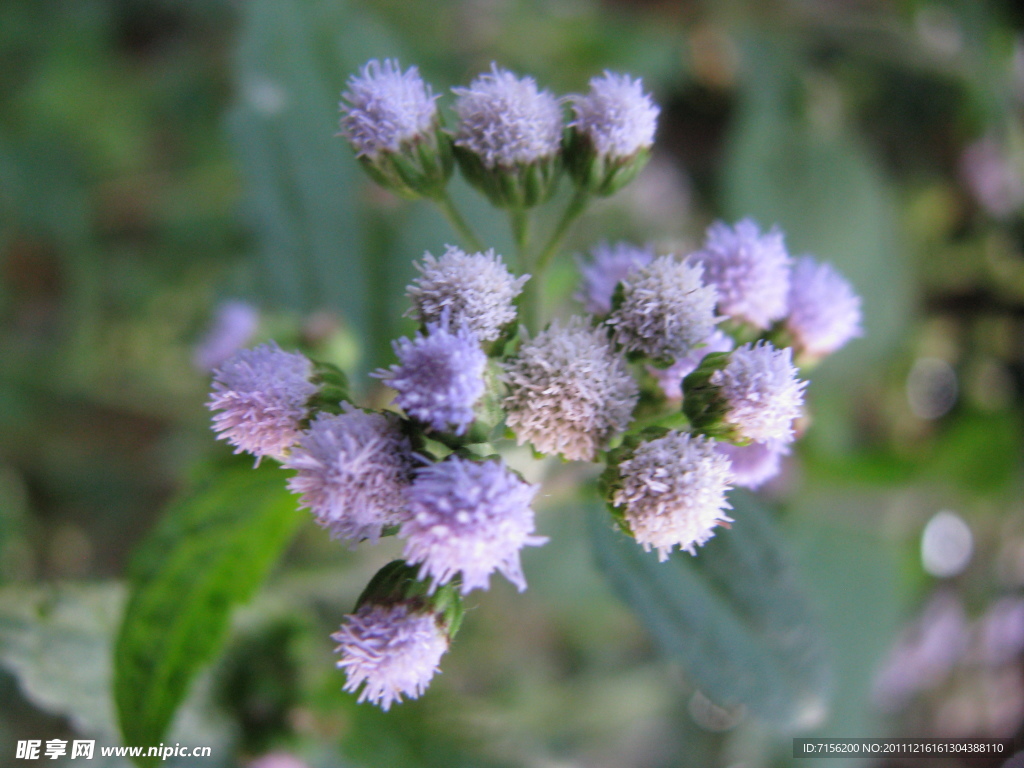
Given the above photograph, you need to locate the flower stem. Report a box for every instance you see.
[518,188,591,332]
[433,190,484,252]
[535,187,590,279]
[509,207,530,270]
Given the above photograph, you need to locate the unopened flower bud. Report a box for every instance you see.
[451,65,564,208]
[340,59,452,199]
[567,71,659,196]
[334,561,463,711]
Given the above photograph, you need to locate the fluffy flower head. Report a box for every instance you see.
[613,432,733,561]
[712,342,807,443]
[284,406,415,542]
[606,254,719,361]
[193,300,260,372]
[692,219,792,328]
[650,329,734,400]
[406,246,528,342]
[208,342,316,460]
[785,256,862,358]
[452,64,563,169]
[571,71,659,159]
[504,318,638,461]
[340,59,439,158]
[400,456,546,594]
[374,321,487,434]
[575,241,655,316]
[716,439,789,490]
[333,603,448,711]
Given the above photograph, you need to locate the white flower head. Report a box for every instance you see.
[692,219,792,329]
[406,246,528,342]
[340,59,439,159]
[571,71,659,159]
[785,256,863,358]
[400,456,546,594]
[712,342,807,443]
[284,406,415,543]
[606,254,720,361]
[208,342,317,461]
[504,318,639,461]
[575,240,655,316]
[613,431,733,561]
[333,603,449,711]
[452,64,564,169]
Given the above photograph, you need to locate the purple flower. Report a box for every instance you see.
[452,64,563,169]
[649,329,734,400]
[606,254,719,361]
[406,246,528,342]
[333,603,449,711]
[571,71,659,159]
[192,300,260,372]
[504,318,638,461]
[374,321,487,435]
[716,439,789,490]
[784,256,862,359]
[208,342,317,461]
[692,219,792,329]
[711,342,807,444]
[612,431,733,561]
[284,406,415,543]
[959,136,1024,218]
[400,456,546,594]
[340,59,439,159]
[575,241,655,316]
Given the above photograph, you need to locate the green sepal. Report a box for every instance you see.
[681,352,743,442]
[354,560,465,641]
[565,130,651,197]
[453,146,562,209]
[355,125,453,200]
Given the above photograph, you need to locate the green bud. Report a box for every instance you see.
[565,130,651,197]
[454,146,562,209]
[357,125,454,200]
[355,560,465,640]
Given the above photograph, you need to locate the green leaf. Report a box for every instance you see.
[0,583,125,739]
[114,466,302,765]
[588,490,831,728]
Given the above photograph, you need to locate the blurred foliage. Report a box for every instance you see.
[2,0,1024,766]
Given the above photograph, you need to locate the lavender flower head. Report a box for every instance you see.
[208,342,317,461]
[712,342,807,444]
[692,219,792,329]
[340,59,439,159]
[785,257,863,359]
[406,246,528,342]
[452,64,563,169]
[504,318,638,461]
[571,71,659,159]
[193,300,260,372]
[613,431,733,561]
[333,603,448,711]
[374,321,486,435]
[650,329,734,400]
[959,135,1024,218]
[716,439,789,490]
[400,456,546,594]
[284,406,415,543]
[606,254,719,362]
[575,240,655,315]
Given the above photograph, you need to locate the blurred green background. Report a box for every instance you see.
[2,0,1024,766]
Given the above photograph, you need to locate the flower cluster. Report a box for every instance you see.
[204,58,863,713]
